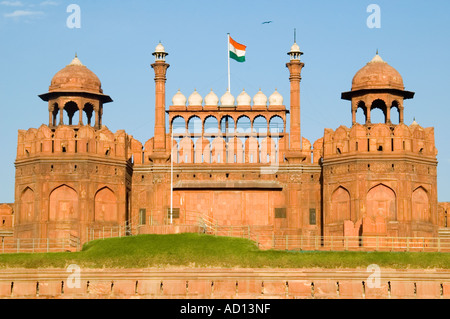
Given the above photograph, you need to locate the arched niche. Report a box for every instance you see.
[94,187,118,223]
[20,187,35,224]
[366,184,396,221]
[412,187,430,222]
[330,187,351,223]
[49,185,79,221]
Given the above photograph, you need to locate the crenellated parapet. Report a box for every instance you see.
[16,125,137,162]
[322,122,437,159]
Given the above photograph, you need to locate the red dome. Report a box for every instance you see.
[352,54,404,91]
[49,56,103,94]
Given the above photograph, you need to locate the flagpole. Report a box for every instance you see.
[227,33,231,92]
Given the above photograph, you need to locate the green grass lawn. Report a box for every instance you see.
[0,233,450,269]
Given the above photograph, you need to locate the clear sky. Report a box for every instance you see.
[0,0,449,202]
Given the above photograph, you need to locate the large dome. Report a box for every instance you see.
[351,54,404,91]
[49,56,103,94]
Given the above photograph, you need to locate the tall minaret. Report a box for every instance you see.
[285,37,305,162]
[151,42,170,162]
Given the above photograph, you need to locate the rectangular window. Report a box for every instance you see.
[139,209,146,225]
[275,208,287,219]
[167,208,180,219]
[309,208,317,225]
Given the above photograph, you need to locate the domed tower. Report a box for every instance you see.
[39,55,112,129]
[341,53,414,125]
[321,53,438,241]
[14,56,133,245]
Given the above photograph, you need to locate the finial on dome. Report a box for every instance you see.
[69,54,83,66]
[369,52,385,63]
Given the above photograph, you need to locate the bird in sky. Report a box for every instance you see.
[262,21,273,24]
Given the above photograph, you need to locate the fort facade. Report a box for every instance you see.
[3,41,449,246]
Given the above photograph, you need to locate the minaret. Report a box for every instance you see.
[150,42,170,162]
[285,37,306,163]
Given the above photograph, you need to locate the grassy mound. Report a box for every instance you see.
[0,233,450,269]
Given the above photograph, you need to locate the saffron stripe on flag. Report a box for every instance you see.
[229,37,246,51]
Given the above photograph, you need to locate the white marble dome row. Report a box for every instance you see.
[172,89,283,107]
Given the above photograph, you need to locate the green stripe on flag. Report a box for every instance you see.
[230,51,245,63]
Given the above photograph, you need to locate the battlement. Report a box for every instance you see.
[16,124,138,162]
[323,123,437,159]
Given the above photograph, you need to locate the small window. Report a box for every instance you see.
[139,209,146,225]
[167,208,180,219]
[309,208,317,225]
[275,208,287,219]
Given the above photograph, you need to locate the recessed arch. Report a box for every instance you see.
[20,187,35,224]
[330,186,351,223]
[94,187,118,223]
[49,184,79,222]
[412,186,430,222]
[367,184,396,221]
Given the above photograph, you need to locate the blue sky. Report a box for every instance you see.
[0,0,449,202]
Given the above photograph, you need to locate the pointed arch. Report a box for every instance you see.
[49,185,79,221]
[269,115,285,134]
[94,187,118,223]
[253,115,268,134]
[204,115,219,135]
[412,186,430,222]
[20,187,35,224]
[367,184,396,221]
[330,186,351,223]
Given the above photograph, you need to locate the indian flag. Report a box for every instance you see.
[229,35,246,63]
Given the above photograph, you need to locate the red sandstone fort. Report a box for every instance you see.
[1,40,449,251]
